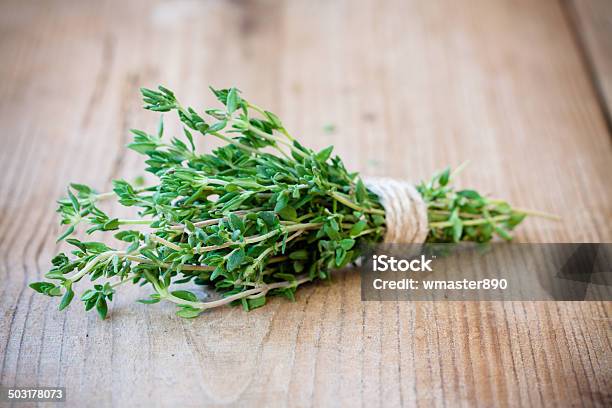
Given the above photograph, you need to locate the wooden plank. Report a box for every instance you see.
[568,0,612,125]
[0,0,610,407]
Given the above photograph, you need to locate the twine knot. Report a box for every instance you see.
[364,177,429,244]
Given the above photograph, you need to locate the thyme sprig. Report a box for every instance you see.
[30,86,552,319]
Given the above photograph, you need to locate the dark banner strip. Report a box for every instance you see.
[359,243,612,301]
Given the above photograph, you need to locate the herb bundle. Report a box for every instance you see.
[30,86,551,319]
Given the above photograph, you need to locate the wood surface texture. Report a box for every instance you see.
[569,0,612,127]
[0,0,611,407]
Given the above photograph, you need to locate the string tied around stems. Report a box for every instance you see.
[364,177,429,244]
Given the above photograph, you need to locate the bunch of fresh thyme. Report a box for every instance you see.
[30,86,551,319]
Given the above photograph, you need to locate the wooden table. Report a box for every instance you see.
[1,1,610,406]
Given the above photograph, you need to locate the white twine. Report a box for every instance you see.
[364,177,429,244]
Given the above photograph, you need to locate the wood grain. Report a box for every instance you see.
[568,0,612,125]
[0,0,610,407]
